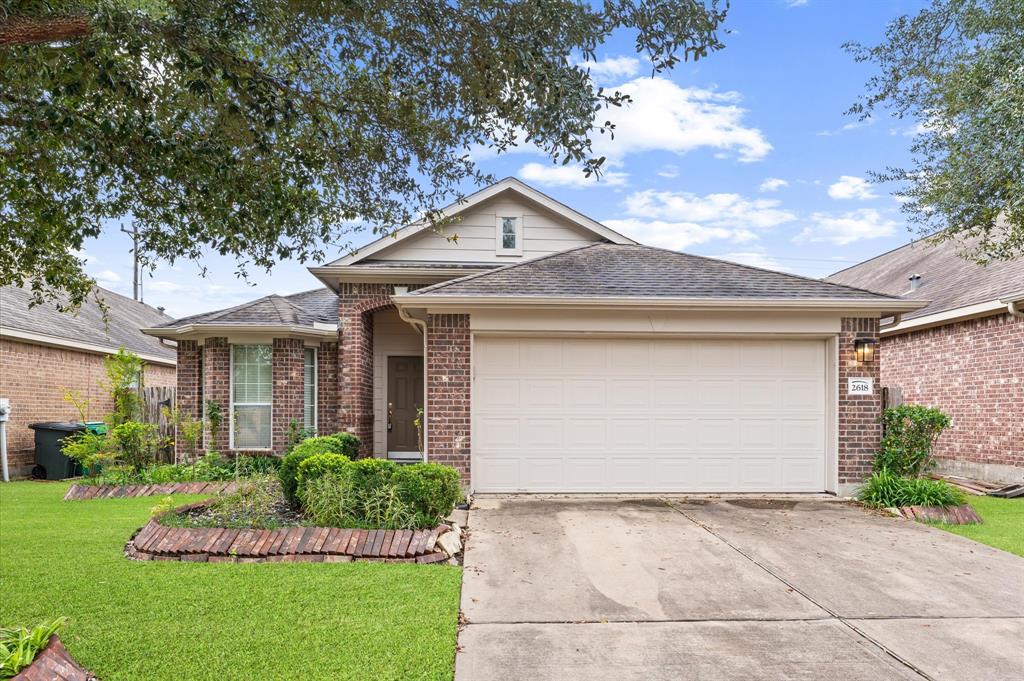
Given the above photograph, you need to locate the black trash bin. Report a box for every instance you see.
[27,422,87,480]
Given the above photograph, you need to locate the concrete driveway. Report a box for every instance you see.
[456,497,1024,681]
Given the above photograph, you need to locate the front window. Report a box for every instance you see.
[231,344,272,449]
[304,347,317,433]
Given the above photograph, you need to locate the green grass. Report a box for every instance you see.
[931,495,1024,557]
[0,481,461,680]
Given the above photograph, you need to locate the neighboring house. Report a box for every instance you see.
[145,178,921,495]
[0,285,177,477]
[827,237,1024,485]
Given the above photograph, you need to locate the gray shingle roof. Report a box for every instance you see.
[826,236,1024,320]
[410,244,900,300]
[0,285,176,361]
[157,288,338,328]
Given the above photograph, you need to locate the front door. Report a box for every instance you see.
[387,356,424,456]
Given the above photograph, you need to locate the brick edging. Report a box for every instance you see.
[897,504,981,525]
[126,511,452,564]
[12,635,92,681]
[64,481,240,501]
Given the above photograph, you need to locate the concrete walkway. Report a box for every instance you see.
[456,497,1024,680]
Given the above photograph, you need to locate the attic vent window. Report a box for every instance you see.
[908,274,922,291]
[496,215,523,256]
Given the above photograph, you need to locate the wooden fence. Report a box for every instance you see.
[142,386,175,458]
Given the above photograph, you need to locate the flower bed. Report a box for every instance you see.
[125,500,462,564]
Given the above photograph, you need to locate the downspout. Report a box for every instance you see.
[1008,300,1024,319]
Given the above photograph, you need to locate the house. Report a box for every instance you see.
[145,178,922,495]
[0,285,177,477]
[827,237,1024,484]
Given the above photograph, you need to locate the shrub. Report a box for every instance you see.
[348,458,398,498]
[235,454,281,477]
[103,347,145,426]
[61,430,116,474]
[858,469,966,508]
[0,617,66,678]
[393,463,462,527]
[279,434,359,504]
[110,421,160,471]
[875,405,951,477]
[296,453,351,492]
[301,472,360,527]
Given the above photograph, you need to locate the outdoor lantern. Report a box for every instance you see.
[854,338,879,364]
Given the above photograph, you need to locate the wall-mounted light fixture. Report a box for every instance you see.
[854,338,879,364]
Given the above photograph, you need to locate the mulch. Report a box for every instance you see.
[63,482,239,501]
[12,635,93,681]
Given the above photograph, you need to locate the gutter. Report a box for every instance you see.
[0,326,176,367]
[141,323,339,341]
[391,294,928,314]
[1002,290,1024,319]
[882,294,1024,335]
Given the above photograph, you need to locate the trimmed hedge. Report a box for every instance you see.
[279,434,359,504]
[393,463,462,528]
[295,453,351,491]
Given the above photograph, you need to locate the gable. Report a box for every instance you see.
[368,192,604,264]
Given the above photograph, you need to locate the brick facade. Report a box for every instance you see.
[271,338,305,452]
[424,313,471,482]
[317,341,339,435]
[881,312,1022,478]
[838,317,883,486]
[202,337,230,453]
[175,339,202,459]
[337,283,398,455]
[0,338,175,475]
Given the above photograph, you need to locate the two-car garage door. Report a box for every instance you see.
[473,336,829,493]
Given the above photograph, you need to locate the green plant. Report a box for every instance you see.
[348,458,399,499]
[360,482,416,529]
[857,469,966,509]
[300,472,361,528]
[61,430,116,474]
[393,463,462,527]
[204,399,223,445]
[235,455,281,477]
[150,496,176,517]
[161,476,287,529]
[279,434,359,504]
[414,407,424,454]
[103,347,145,426]
[61,388,91,423]
[0,617,66,678]
[163,406,204,464]
[284,420,316,454]
[875,405,952,477]
[296,453,351,492]
[110,421,160,472]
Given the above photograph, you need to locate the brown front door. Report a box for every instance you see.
[387,356,424,454]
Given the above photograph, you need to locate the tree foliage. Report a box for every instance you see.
[846,0,1024,263]
[1,0,728,309]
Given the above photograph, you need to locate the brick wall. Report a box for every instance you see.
[272,338,305,452]
[202,337,230,453]
[175,339,202,459]
[881,312,1022,474]
[838,317,882,486]
[317,341,339,435]
[425,313,471,482]
[0,338,175,475]
[337,283,396,455]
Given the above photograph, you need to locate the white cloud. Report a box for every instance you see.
[146,280,184,293]
[595,78,772,163]
[603,218,737,251]
[657,164,679,179]
[759,177,789,192]
[93,269,121,285]
[518,162,627,188]
[577,56,641,81]
[713,251,792,272]
[787,0,809,7]
[827,175,878,200]
[795,209,898,245]
[623,190,796,230]
[817,117,875,137]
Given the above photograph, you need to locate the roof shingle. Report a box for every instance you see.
[157,288,338,329]
[410,244,899,300]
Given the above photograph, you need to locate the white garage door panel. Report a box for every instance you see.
[473,337,828,493]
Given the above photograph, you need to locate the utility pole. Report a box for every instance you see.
[120,223,141,301]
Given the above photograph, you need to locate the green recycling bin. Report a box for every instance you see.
[27,422,88,480]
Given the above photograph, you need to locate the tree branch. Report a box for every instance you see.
[0,15,91,46]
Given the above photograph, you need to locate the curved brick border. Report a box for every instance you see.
[64,481,239,501]
[126,502,452,564]
[13,635,93,681]
[898,504,981,525]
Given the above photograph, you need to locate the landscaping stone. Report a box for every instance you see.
[12,635,93,681]
[64,481,238,501]
[436,529,462,557]
[898,504,982,525]
[446,508,469,528]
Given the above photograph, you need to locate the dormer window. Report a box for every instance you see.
[496,215,523,256]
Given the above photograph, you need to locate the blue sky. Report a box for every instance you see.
[82,0,929,318]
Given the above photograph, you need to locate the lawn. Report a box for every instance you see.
[0,481,462,680]
[932,495,1024,557]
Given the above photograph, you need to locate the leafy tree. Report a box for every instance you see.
[102,347,145,425]
[846,0,1024,263]
[1,0,728,310]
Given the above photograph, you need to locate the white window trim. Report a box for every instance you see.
[229,344,274,451]
[495,214,523,256]
[304,346,318,435]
